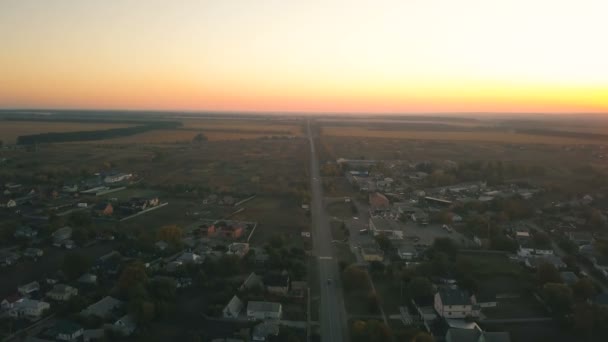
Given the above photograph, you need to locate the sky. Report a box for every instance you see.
[0,0,607,114]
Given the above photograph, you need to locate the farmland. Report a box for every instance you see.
[321,125,608,145]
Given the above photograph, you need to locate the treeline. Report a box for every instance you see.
[16,121,181,145]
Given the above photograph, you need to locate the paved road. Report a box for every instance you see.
[307,120,347,342]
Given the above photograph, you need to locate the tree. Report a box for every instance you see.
[343,265,370,292]
[408,277,434,299]
[432,238,458,257]
[572,278,596,301]
[542,283,573,316]
[62,252,91,280]
[537,262,561,285]
[375,234,393,252]
[411,332,435,342]
[118,261,148,293]
[157,225,182,245]
[192,132,207,143]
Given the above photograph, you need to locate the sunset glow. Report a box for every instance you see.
[1,0,607,113]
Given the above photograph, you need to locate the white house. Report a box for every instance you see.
[81,296,122,318]
[113,314,137,336]
[47,284,78,301]
[434,288,478,319]
[52,320,84,341]
[9,299,50,319]
[18,281,40,296]
[223,295,243,319]
[246,301,282,320]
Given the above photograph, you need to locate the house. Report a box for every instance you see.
[9,299,50,319]
[103,173,131,184]
[18,281,40,296]
[525,255,566,270]
[176,252,204,264]
[369,192,390,214]
[82,329,105,342]
[93,202,113,216]
[227,243,250,258]
[23,248,44,259]
[263,272,290,296]
[14,226,38,239]
[223,295,243,318]
[62,184,79,193]
[81,296,123,318]
[1,293,23,310]
[446,327,511,342]
[113,314,137,336]
[369,217,404,237]
[47,284,78,301]
[208,222,244,239]
[361,247,384,262]
[52,226,73,246]
[246,301,282,320]
[397,244,417,261]
[155,241,169,251]
[240,272,264,292]
[591,292,608,307]
[434,288,478,318]
[560,272,579,286]
[252,322,280,341]
[1,252,20,266]
[49,320,84,341]
[592,256,608,277]
[568,232,594,246]
[77,273,97,285]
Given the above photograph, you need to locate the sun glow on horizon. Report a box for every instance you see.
[1,0,607,114]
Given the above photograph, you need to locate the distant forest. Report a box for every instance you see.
[16,121,181,145]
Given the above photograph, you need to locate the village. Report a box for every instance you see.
[1,151,608,342]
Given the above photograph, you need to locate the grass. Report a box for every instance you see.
[0,121,135,144]
[321,126,607,145]
[327,201,354,219]
[231,196,310,248]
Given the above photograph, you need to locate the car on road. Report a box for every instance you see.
[353,216,359,220]
[327,278,332,285]
[359,229,368,235]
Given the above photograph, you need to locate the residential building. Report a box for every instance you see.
[223,295,243,318]
[50,320,84,341]
[208,223,244,239]
[246,301,282,320]
[52,226,73,245]
[81,296,122,318]
[103,173,131,184]
[9,299,50,319]
[1,293,23,310]
[361,247,384,262]
[227,243,250,258]
[446,327,511,342]
[23,248,43,258]
[14,226,38,239]
[77,273,97,285]
[18,281,40,296]
[113,314,137,336]
[47,284,78,301]
[252,322,280,341]
[263,272,290,296]
[93,202,113,216]
[434,288,478,318]
[568,232,594,246]
[369,192,390,214]
[176,252,204,264]
[397,244,417,261]
[240,272,264,292]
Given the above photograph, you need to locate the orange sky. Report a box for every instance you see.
[1,0,607,114]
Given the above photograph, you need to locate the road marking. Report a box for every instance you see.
[319,256,333,260]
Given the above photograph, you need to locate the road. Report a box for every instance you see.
[307,120,347,342]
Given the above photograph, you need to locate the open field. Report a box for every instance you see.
[88,129,276,144]
[321,126,608,145]
[0,121,135,144]
[181,119,303,135]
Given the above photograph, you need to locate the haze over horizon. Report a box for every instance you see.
[1,0,607,114]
